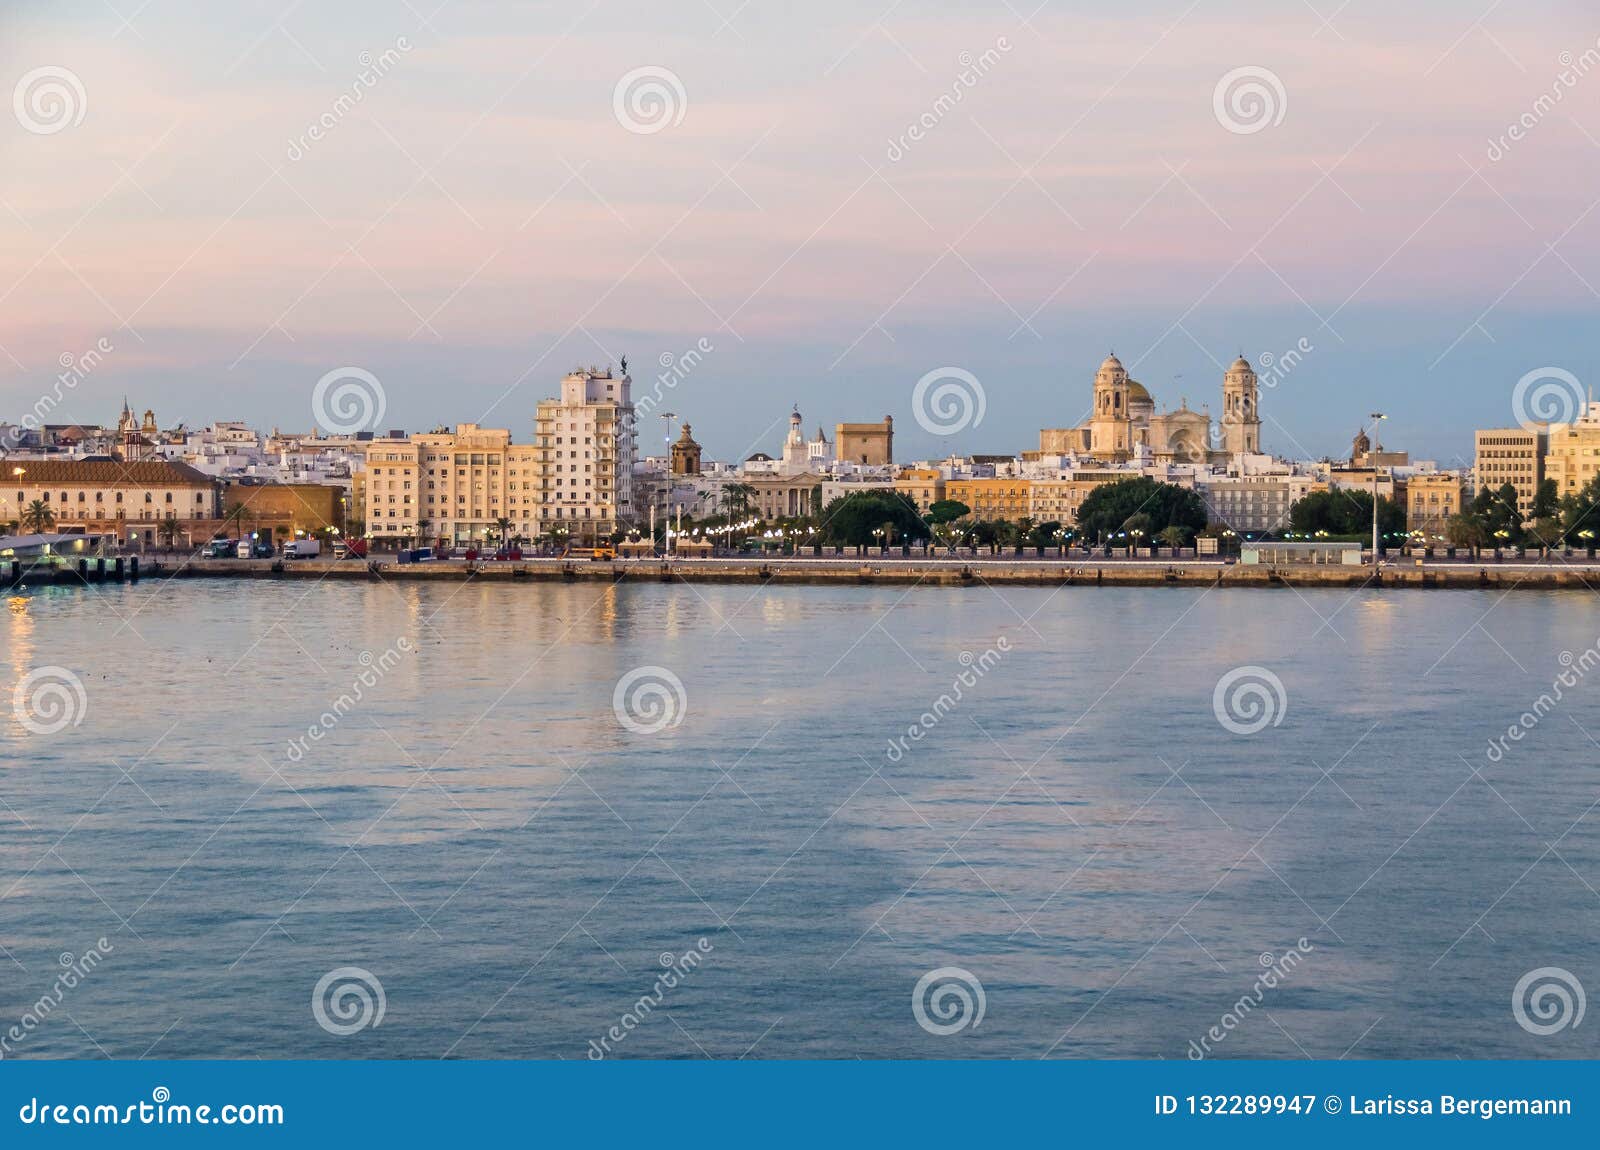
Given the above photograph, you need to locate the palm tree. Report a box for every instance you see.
[157,513,181,553]
[412,517,432,549]
[720,482,756,518]
[20,499,54,534]
[493,516,512,551]
[1446,512,1486,558]
[1157,525,1188,553]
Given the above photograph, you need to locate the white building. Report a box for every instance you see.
[533,366,637,542]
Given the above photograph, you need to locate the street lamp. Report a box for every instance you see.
[1367,412,1387,567]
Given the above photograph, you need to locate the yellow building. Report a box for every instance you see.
[1028,477,1114,525]
[223,482,344,540]
[1474,428,1545,518]
[1405,473,1462,538]
[946,478,1030,521]
[363,437,423,543]
[1543,410,1600,498]
[893,468,945,513]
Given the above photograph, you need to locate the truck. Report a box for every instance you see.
[333,538,368,560]
[563,545,616,561]
[283,539,321,559]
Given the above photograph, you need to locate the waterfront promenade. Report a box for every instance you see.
[44,553,1600,589]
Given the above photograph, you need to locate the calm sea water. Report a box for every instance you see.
[2,579,1597,1060]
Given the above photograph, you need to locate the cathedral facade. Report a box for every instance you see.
[1040,353,1262,464]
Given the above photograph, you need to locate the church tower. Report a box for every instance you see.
[1220,356,1261,455]
[1089,354,1133,459]
[670,422,702,476]
[782,406,808,473]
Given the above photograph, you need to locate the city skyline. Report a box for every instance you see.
[4,3,1600,466]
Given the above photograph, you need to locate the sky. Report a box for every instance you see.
[2,0,1599,469]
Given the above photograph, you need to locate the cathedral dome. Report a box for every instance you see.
[1229,356,1253,373]
[1099,353,1124,374]
[1126,379,1152,403]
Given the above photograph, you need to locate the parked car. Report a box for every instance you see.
[492,548,523,561]
[207,538,237,558]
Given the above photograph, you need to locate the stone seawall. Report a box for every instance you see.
[93,557,1600,590]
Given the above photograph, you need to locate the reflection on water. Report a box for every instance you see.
[1,581,1597,1060]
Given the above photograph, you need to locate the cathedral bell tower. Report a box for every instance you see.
[1089,353,1133,459]
[1220,356,1261,455]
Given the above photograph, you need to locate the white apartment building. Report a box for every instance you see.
[1197,471,1320,533]
[533,367,637,542]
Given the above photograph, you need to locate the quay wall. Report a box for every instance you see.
[18,557,1598,590]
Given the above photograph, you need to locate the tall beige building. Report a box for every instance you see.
[1474,429,1546,518]
[1543,404,1600,498]
[533,367,637,543]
